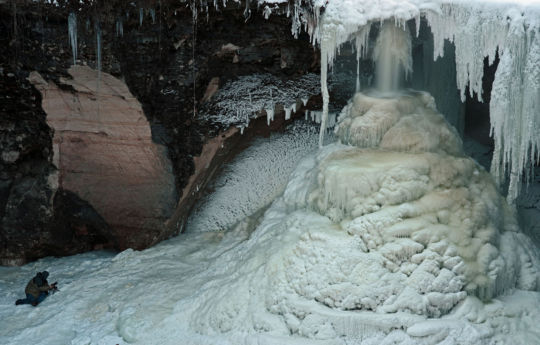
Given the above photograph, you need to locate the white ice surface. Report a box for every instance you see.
[2,91,540,345]
[201,74,320,130]
[186,122,323,233]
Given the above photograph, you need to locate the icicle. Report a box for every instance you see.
[355,57,360,92]
[266,108,274,126]
[116,19,123,37]
[301,98,308,106]
[284,103,297,121]
[263,6,271,20]
[96,23,102,76]
[150,8,156,24]
[139,8,144,27]
[319,42,329,147]
[490,23,540,203]
[243,0,251,23]
[285,107,292,121]
[68,12,77,65]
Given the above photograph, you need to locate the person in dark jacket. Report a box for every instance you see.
[15,271,56,306]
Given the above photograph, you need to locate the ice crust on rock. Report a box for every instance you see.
[200,73,320,129]
[186,122,323,233]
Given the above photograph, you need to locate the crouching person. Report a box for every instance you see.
[15,271,56,306]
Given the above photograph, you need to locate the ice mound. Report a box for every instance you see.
[334,91,461,155]
[306,92,539,309]
[139,91,540,343]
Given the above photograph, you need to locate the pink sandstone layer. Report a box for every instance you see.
[29,66,176,249]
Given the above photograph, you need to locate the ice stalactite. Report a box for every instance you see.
[68,12,77,65]
[424,5,539,202]
[424,5,507,103]
[318,47,329,147]
[318,24,371,147]
[150,8,156,24]
[116,19,123,37]
[490,22,540,203]
[139,7,144,27]
[373,21,412,93]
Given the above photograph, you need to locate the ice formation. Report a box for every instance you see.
[95,22,102,81]
[68,12,77,65]
[200,73,320,129]
[288,0,540,202]
[179,89,540,341]
[151,91,540,343]
[187,122,323,233]
[116,19,124,37]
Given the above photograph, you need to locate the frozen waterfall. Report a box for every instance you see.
[309,0,540,202]
[68,12,77,65]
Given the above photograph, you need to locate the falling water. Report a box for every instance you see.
[373,21,412,93]
[68,12,77,65]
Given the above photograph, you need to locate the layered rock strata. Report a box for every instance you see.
[29,66,177,250]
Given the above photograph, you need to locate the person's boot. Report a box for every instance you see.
[31,302,38,307]
[15,299,23,305]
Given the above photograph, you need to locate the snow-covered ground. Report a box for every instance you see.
[2,90,540,345]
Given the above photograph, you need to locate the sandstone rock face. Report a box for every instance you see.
[30,66,177,250]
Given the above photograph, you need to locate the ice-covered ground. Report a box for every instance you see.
[2,90,540,345]
[186,122,328,233]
